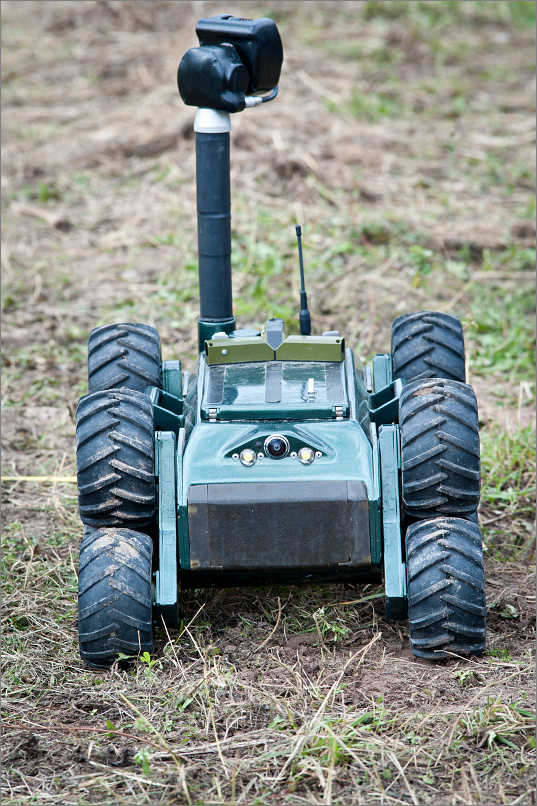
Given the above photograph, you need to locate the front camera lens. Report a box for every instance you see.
[264,434,290,459]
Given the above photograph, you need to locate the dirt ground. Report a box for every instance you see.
[1,2,535,804]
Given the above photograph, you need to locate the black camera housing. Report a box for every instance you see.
[196,14,283,95]
[178,14,283,112]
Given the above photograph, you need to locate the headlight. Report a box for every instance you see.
[298,447,315,465]
[240,448,257,467]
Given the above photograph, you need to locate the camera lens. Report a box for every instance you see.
[264,434,290,459]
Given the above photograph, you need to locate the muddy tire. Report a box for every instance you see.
[76,389,155,528]
[392,311,465,383]
[406,517,486,658]
[78,527,154,667]
[88,322,161,393]
[399,379,480,519]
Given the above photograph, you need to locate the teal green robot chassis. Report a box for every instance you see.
[150,345,394,592]
[75,13,486,667]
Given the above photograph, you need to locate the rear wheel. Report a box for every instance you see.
[406,517,486,658]
[78,527,154,667]
[399,379,480,519]
[392,311,465,383]
[76,388,155,529]
[88,322,161,393]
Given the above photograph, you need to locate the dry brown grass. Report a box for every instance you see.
[2,2,535,803]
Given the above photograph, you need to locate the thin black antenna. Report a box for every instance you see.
[295,225,311,335]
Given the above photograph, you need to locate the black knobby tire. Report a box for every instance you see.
[88,322,161,393]
[392,311,465,383]
[76,388,155,528]
[399,379,480,519]
[406,517,486,658]
[78,527,154,667]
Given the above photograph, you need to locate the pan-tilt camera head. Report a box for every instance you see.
[178,14,283,113]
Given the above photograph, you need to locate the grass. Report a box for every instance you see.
[481,425,536,515]
[480,423,536,560]
[2,569,535,803]
[360,1,536,27]
[1,1,535,803]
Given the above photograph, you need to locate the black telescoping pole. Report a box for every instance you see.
[195,109,236,352]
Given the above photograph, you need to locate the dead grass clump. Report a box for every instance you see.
[2,1,535,803]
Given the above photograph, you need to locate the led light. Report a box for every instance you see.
[232,453,239,460]
[240,448,257,467]
[298,447,315,465]
[315,451,322,459]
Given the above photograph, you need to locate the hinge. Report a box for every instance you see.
[208,408,218,422]
[334,406,344,420]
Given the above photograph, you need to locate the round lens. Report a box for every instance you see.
[298,447,315,465]
[264,434,290,459]
[240,448,257,467]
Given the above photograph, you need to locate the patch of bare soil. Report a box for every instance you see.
[2,2,535,804]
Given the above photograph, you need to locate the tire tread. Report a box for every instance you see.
[88,323,161,393]
[406,518,486,658]
[392,311,465,383]
[76,389,155,528]
[400,379,480,519]
[78,528,153,667]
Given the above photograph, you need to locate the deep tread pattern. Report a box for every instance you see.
[406,518,486,658]
[392,311,465,383]
[76,389,155,528]
[88,323,161,393]
[400,379,480,518]
[78,528,153,667]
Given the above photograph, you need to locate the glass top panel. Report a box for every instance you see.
[203,361,347,408]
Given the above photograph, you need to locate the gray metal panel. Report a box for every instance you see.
[206,364,225,405]
[188,484,211,569]
[265,362,282,403]
[379,424,407,620]
[345,480,372,566]
[187,480,370,571]
[154,431,179,626]
[325,362,345,403]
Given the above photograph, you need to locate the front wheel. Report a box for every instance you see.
[406,517,486,658]
[88,322,161,393]
[391,311,465,383]
[78,528,154,667]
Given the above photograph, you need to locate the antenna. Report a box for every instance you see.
[295,225,312,336]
